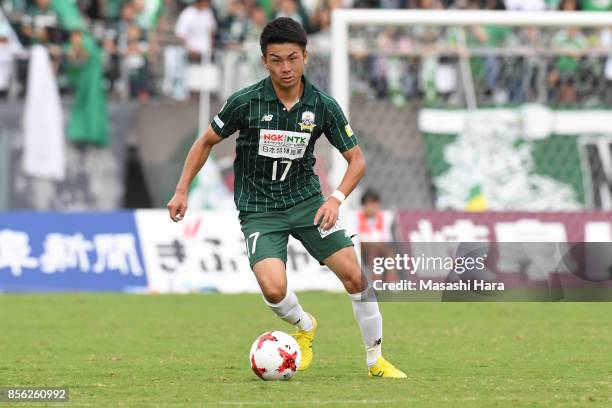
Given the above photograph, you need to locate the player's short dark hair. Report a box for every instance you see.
[361,189,381,205]
[260,17,307,55]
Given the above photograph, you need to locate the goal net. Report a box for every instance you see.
[329,10,612,211]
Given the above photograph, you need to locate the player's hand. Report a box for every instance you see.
[167,191,188,223]
[314,198,340,231]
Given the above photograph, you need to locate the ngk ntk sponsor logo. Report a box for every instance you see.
[258,129,311,160]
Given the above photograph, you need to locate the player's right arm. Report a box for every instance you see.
[166,126,223,222]
[167,89,242,222]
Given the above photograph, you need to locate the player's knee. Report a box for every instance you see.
[262,286,287,304]
[342,267,365,294]
[346,278,365,294]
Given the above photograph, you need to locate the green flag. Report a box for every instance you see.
[50,0,85,30]
[52,0,109,146]
[581,0,612,11]
[141,0,164,28]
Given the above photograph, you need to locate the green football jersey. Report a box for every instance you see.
[210,75,358,213]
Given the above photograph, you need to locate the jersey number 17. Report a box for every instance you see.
[271,160,292,181]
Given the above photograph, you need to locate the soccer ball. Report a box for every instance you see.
[249,331,301,381]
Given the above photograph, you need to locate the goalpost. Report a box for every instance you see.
[331,9,612,115]
[328,10,612,209]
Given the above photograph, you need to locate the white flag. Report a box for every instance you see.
[22,45,65,180]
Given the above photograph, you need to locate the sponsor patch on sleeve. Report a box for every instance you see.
[214,115,224,128]
[345,124,354,137]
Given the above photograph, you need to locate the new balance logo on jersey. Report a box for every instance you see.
[261,114,273,122]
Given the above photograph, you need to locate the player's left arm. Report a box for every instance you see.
[315,99,365,230]
[314,145,366,230]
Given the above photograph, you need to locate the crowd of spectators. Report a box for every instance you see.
[0,0,611,106]
[349,0,612,106]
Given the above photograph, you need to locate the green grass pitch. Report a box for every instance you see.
[1,293,611,407]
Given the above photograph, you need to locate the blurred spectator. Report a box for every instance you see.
[161,44,187,100]
[511,26,545,102]
[64,29,110,145]
[548,26,587,104]
[220,0,251,98]
[353,0,379,6]
[115,2,138,47]
[275,0,311,33]
[122,23,152,101]
[157,0,181,33]
[65,31,89,84]
[101,30,120,93]
[504,0,548,10]
[471,12,515,102]
[159,0,186,100]
[131,0,164,30]
[357,189,395,242]
[601,27,612,103]
[242,0,259,13]
[380,0,408,7]
[258,0,275,20]
[132,0,149,29]
[356,189,400,281]
[309,5,332,43]
[415,0,455,104]
[175,0,217,61]
[245,6,267,43]
[16,0,63,95]
[367,0,422,106]
[66,31,90,72]
[100,0,126,21]
[243,6,267,81]
[2,0,28,14]
[304,4,333,89]
[584,0,612,103]
[372,27,413,106]
[0,19,21,98]
[101,2,138,95]
[20,0,60,46]
[544,0,585,104]
[77,0,101,20]
[558,0,579,9]
[221,0,250,47]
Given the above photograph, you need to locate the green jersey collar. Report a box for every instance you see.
[263,75,316,107]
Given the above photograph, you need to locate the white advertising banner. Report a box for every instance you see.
[135,210,346,294]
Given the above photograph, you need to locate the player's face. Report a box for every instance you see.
[263,43,308,90]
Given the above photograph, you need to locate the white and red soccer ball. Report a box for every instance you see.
[249,331,301,381]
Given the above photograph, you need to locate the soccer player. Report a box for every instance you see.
[167,17,406,378]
